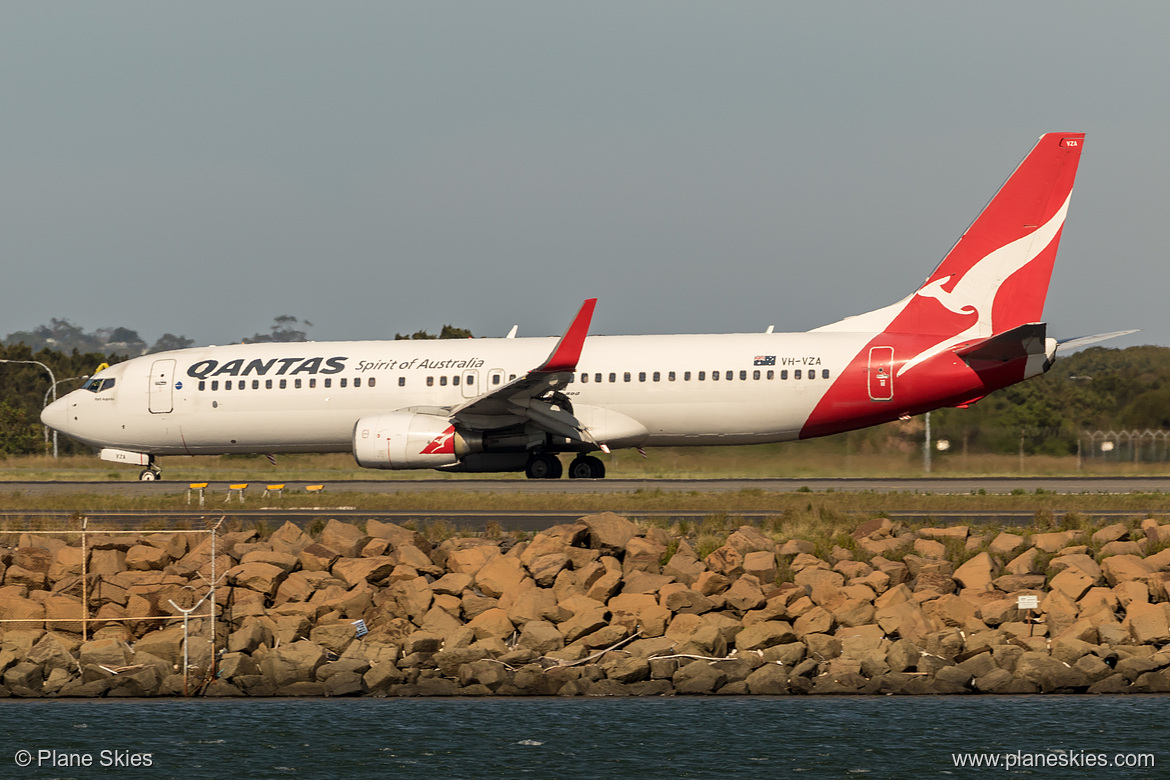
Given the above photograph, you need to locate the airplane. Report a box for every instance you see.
[41,132,1128,481]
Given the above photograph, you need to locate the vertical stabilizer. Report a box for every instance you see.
[815,133,1084,344]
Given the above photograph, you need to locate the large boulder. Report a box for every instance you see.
[259,640,328,688]
[227,562,287,598]
[1124,601,1170,644]
[318,519,370,558]
[581,513,640,556]
[953,553,995,591]
[1013,651,1090,693]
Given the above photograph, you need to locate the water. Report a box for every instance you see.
[0,696,1163,779]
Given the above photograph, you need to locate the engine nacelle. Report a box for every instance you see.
[353,411,470,470]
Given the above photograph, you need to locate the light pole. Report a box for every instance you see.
[0,359,58,457]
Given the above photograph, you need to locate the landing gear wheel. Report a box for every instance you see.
[139,468,161,481]
[525,453,563,479]
[568,455,606,479]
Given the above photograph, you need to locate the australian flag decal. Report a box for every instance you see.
[753,355,776,366]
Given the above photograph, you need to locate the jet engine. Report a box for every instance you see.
[352,411,471,469]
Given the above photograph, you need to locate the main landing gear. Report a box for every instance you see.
[568,455,606,479]
[524,453,562,480]
[524,454,606,479]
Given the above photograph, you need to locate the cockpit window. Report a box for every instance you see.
[83,378,116,393]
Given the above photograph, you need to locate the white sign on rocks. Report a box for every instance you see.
[1017,595,1039,610]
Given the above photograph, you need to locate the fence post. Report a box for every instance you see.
[80,516,89,642]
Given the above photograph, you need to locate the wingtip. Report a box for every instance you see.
[534,298,597,374]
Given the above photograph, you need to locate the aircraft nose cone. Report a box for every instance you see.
[40,398,69,432]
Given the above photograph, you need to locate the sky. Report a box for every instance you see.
[1,2,1165,348]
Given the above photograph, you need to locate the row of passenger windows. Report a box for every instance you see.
[572,369,831,383]
[196,368,831,392]
[198,377,382,391]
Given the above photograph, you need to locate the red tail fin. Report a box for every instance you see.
[915,133,1084,335]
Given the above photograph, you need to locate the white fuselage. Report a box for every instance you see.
[45,331,872,456]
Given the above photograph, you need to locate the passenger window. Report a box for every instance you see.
[198,381,206,391]
[594,373,602,383]
[609,373,616,383]
[807,371,814,380]
[279,379,287,389]
[340,378,347,388]
[581,373,589,383]
[668,371,675,381]
[639,372,646,382]
[739,370,747,381]
[294,378,302,389]
[427,377,434,387]
[781,370,788,380]
[822,369,830,379]
[712,371,719,381]
[310,378,317,388]
[211,380,219,391]
[439,376,447,386]
[726,370,733,381]
[684,371,691,381]
[698,371,705,381]
[266,379,273,389]
[451,376,458,386]
[225,380,233,390]
[355,377,362,388]
[323,378,331,389]
[652,371,660,382]
[369,377,376,388]
[794,370,802,380]
[624,372,631,383]
[753,370,760,380]
[492,375,500,386]
[767,370,774,380]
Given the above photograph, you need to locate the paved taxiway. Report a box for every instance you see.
[5,476,1170,496]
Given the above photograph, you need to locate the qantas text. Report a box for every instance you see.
[187,357,348,380]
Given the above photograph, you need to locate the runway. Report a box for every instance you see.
[2,476,1170,531]
[5,476,1170,496]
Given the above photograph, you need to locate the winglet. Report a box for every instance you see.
[532,299,597,374]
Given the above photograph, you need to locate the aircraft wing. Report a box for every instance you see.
[448,299,597,441]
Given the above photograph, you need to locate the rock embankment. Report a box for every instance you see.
[3,513,1170,697]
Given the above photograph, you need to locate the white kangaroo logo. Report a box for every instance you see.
[897,193,1070,377]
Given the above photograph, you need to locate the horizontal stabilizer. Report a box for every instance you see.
[1055,329,1139,354]
[955,323,1048,363]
